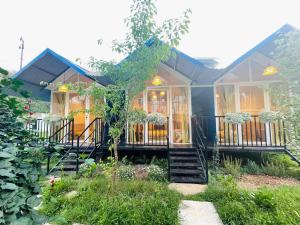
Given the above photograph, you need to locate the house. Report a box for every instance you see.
[14,24,299,183]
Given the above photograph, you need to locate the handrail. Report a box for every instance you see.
[76,117,103,173]
[192,116,208,183]
[47,119,74,174]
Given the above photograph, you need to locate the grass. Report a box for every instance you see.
[188,175,300,225]
[40,176,182,225]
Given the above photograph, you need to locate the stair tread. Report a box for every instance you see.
[170,169,202,175]
[170,162,202,167]
[169,151,198,156]
[170,176,205,184]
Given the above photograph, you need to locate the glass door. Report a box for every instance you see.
[69,93,87,141]
[147,89,169,143]
[172,87,190,143]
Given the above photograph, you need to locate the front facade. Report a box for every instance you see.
[15,24,296,150]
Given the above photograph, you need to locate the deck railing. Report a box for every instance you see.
[197,115,286,148]
[127,117,169,147]
[25,118,72,143]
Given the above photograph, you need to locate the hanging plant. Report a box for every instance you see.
[147,112,167,125]
[127,109,147,124]
[259,111,283,123]
[225,112,251,124]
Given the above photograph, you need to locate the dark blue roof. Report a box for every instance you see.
[215,24,296,81]
[13,48,105,101]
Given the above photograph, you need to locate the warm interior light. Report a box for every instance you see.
[152,95,157,99]
[263,65,278,76]
[160,91,165,96]
[216,94,220,98]
[152,76,162,86]
[58,84,68,92]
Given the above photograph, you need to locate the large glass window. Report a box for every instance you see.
[239,86,265,115]
[216,85,235,115]
[69,93,86,139]
[52,92,66,115]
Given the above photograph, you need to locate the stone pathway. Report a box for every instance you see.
[168,183,207,195]
[179,200,223,225]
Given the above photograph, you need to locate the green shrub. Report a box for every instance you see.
[261,161,287,177]
[223,156,242,178]
[243,160,262,175]
[79,158,97,177]
[117,165,135,180]
[147,164,167,182]
[150,156,168,170]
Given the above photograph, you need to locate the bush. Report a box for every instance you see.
[117,165,135,180]
[243,160,262,175]
[261,161,287,177]
[223,156,242,178]
[79,158,97,177]
[147,164,167,182]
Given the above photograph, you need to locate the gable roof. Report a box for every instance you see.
[215,24,296,81]
[13,48,108,101]
[145,39,222,85]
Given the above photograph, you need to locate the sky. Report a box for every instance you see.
[1,0,300,71]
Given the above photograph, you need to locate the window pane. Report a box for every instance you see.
[172,87,190,143]
[216,85,235,115]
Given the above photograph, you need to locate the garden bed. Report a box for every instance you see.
[237,174,300,190]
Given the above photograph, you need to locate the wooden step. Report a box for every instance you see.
[170,162,202,168]
[170,176,206,184]
[169,151,198,156]
[170,169,201,175]
[61,159,84,164]
[170,156,200,162]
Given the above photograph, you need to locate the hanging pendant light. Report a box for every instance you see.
[152,75,162,86]
[58,73,69,92]
[263,65,278,76]
[58,84,68,92]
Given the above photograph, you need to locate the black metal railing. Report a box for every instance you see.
[198,115,286,148]
[127,117,169,147]
[192,116,208,183]
[46,119,74,174]
[76,117,104,172]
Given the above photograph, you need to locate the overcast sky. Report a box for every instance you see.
[1,0,300,71]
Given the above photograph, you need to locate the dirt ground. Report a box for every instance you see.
[237,174,300,190]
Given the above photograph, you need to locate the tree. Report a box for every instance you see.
[272,30,300,146]
[85,0,192,161]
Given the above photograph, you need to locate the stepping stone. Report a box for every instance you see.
[168,183,207,195]
[179,200,223,225]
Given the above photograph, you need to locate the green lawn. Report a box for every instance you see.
[40,176,182,225]
[189,175,300,225]
[40,173,300,225]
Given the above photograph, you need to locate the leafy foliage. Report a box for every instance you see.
[0,68,46,224]
[273,30,300,146]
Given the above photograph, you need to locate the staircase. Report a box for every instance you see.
[47,118,104,174]
[168,116,209,184]
[169,147,207,183]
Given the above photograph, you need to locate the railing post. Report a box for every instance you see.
[283,120,287,149]
[76,136,80,174]
[46,150,51,175]
[167,136,170,181]
[72,119,75,148]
